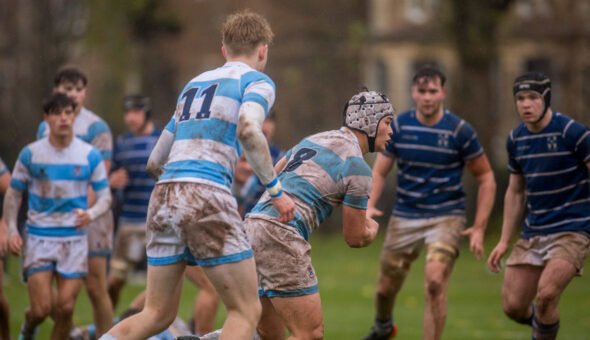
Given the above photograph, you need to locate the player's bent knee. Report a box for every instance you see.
[379,253,412,279]
[55,300,76,318]
[31,300,52,319]
[425,242,457,265]
[536,288,559,309]
[309,321,324,340]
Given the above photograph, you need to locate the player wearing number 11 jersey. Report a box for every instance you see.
[100,10,295,340]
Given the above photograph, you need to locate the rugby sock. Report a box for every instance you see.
[373,317,394,335]
[516,303,535,326]
[532,316,559,340]
[87,324,96,340]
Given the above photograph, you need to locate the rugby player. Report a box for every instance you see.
[487,72,590,340]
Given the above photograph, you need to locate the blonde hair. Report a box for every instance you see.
[222,10,274,57]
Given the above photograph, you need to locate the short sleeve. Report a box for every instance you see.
[10,147,32,191]
[88,148,109,191]
[37,121,48,140]
[165,116,176,133]
[341,156,372,209]
[506,132,521,174]
[88,120,113,161]
[563,120,590,163]
[456,120,484,161]
[240,71,276,116]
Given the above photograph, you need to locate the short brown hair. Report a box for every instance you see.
[54,67,88,87]
[221,10,274,57]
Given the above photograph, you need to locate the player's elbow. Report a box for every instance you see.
[237,115,261,149]
[146,160,160,180]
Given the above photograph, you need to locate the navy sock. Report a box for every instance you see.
[517,303,535,326]
[532,316,559,340]
[374,317,393,335]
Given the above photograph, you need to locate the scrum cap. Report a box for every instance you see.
[513,72,551,121]
[343,89,394,152]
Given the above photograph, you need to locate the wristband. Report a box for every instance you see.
[266,178,282,197]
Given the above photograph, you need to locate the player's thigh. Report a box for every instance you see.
[144,262,186,316]
[55,276,84,311]
[537,258,577,301]
[202,257,259,311]
[27,270,54,313]
[270,293,323,337]
[258,296,287,340]
[86,256,107,283]
[502,264,542,308]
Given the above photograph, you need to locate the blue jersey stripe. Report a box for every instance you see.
[175,118,237,147]
[343,195,368,209]
[27,225,86,237]
[29,193,87,213]
[240,71,276,95]
[165,118,175,133]
[280,173,333,224]
[28,163,91,181]
[92,179,109,191]
[10,178,27,191]
[243,92,269,114]
[160,159,233,188]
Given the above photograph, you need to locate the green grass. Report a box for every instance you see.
[4,232,590,339]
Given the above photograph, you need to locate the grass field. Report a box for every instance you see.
[4,231,590,339]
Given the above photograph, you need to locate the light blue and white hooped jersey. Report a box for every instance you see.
[10,137,109,237]
[158,61,275,191]
[384,110,484,219]
[37,107,113,161]
[248,128,372,240]
[507,112,590,238]
[0,157,8,176]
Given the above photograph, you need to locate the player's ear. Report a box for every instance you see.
[221,45,227,59]
[258,44,268,61]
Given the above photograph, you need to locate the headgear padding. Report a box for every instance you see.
[513,72,551,121]
[343,90,394,152]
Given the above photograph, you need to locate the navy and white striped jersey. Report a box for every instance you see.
[384,110,484,218]
[38,107,113,162]
[10,137,109,237]
[507,112,590,238]
[158,61,275,191]
[248,128,372,240]
[112,128,162,224]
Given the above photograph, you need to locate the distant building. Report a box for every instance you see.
[364,0,590,160]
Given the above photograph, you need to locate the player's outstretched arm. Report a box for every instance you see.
[237,102,295,222]
[487,173,525,273]
[368,153,395,218]
[146,129,174,180]
[342,205,379,248]
[462,154,496,259]
[2,187,23,256]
